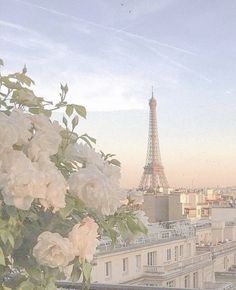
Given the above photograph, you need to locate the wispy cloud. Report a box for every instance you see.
[146,45,212,83]
[0,17,69,62]
[0,19,28,31]
[14,0,196,56]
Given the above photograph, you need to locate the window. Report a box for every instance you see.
[162,232,170,239]
[187,243,191,257]
[167,280,176,287]
[167,248,171,261]
[184,275,190,288]
[180,245,184,257]
[136,255,141,272]
[122,257,128,274]
[147,251,157,266]
[174,246,178,261]
[105,261,112,278]
[193,272,198,288]
[224,257,228,270]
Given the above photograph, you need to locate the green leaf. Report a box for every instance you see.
[74,196,85,210]
[82,261,92,282]
[0,247,5,266]
[0,226,15,247]
[127,216,139,234]
[42,109,52,117]
[72,115,79,129]
[5,206,17,217]
[59,197,75,218]
[109,159,121,167]
[83,133,96,144]
[0,229,8,244]
[14,73,35,86]
[45,279,57,290]
[78,136,92,148]
[78,134,96,147]
[24,265,43,283]
[3,286,12,290]
[137,220,148,235]
[4,273,27,289]
[0,220,7,229]
[71,261,82,282]
[29,107,40,114]
[62,116,68,127]
[117,221,128,235]
[1,77,22,90]
[66,104,73,117]
[8,232,15,247]
[18,280,34,290]
[74,105,86,119]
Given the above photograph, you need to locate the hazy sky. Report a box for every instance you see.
[1,0,236,188]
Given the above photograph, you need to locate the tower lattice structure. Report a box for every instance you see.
[139,92,169,192]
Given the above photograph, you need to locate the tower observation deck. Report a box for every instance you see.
[139,91,169,193]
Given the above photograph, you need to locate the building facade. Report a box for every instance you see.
[91,220,236,289]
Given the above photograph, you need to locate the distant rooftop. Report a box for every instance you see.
[97,220,195,254]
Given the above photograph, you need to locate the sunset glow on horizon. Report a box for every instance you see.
[1,0,236,188]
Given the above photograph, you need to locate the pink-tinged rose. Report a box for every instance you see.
[69,217,99,262]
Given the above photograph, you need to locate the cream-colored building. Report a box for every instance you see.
[211,207,236,223]
[179,189,231,221]
[91,220,236,289]
[143,194,184,222]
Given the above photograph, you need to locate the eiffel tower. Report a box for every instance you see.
[139,91,169,193]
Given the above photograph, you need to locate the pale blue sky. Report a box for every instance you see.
[1,0,236,188]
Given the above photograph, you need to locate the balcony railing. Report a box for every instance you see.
[197,241,236,257]
[56,282,233,290]
[143,252,212,274]
[212,241,236,257]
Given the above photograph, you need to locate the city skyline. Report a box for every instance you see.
[1,0,236,188]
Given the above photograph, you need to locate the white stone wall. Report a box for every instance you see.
[211,207,236,223]
[91,237,196,284]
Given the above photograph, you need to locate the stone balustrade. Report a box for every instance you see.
[143,252,212,274]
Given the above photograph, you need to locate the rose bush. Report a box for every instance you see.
[0,59,147,290]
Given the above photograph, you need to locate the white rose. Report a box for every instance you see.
[29,114,63,133]
[0,150,46,210]
[37,158,67,211]
[29,114,52,131]
[33,232,75,268]
[68,217,99,262]
[127,189,144,205]
[9,109,32,146]
[65,143,104,168]
[0,112,18,153]
[27,114,62,161]
[68,164,121,215]
[27,130,61,161]
[102,162,121,187]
